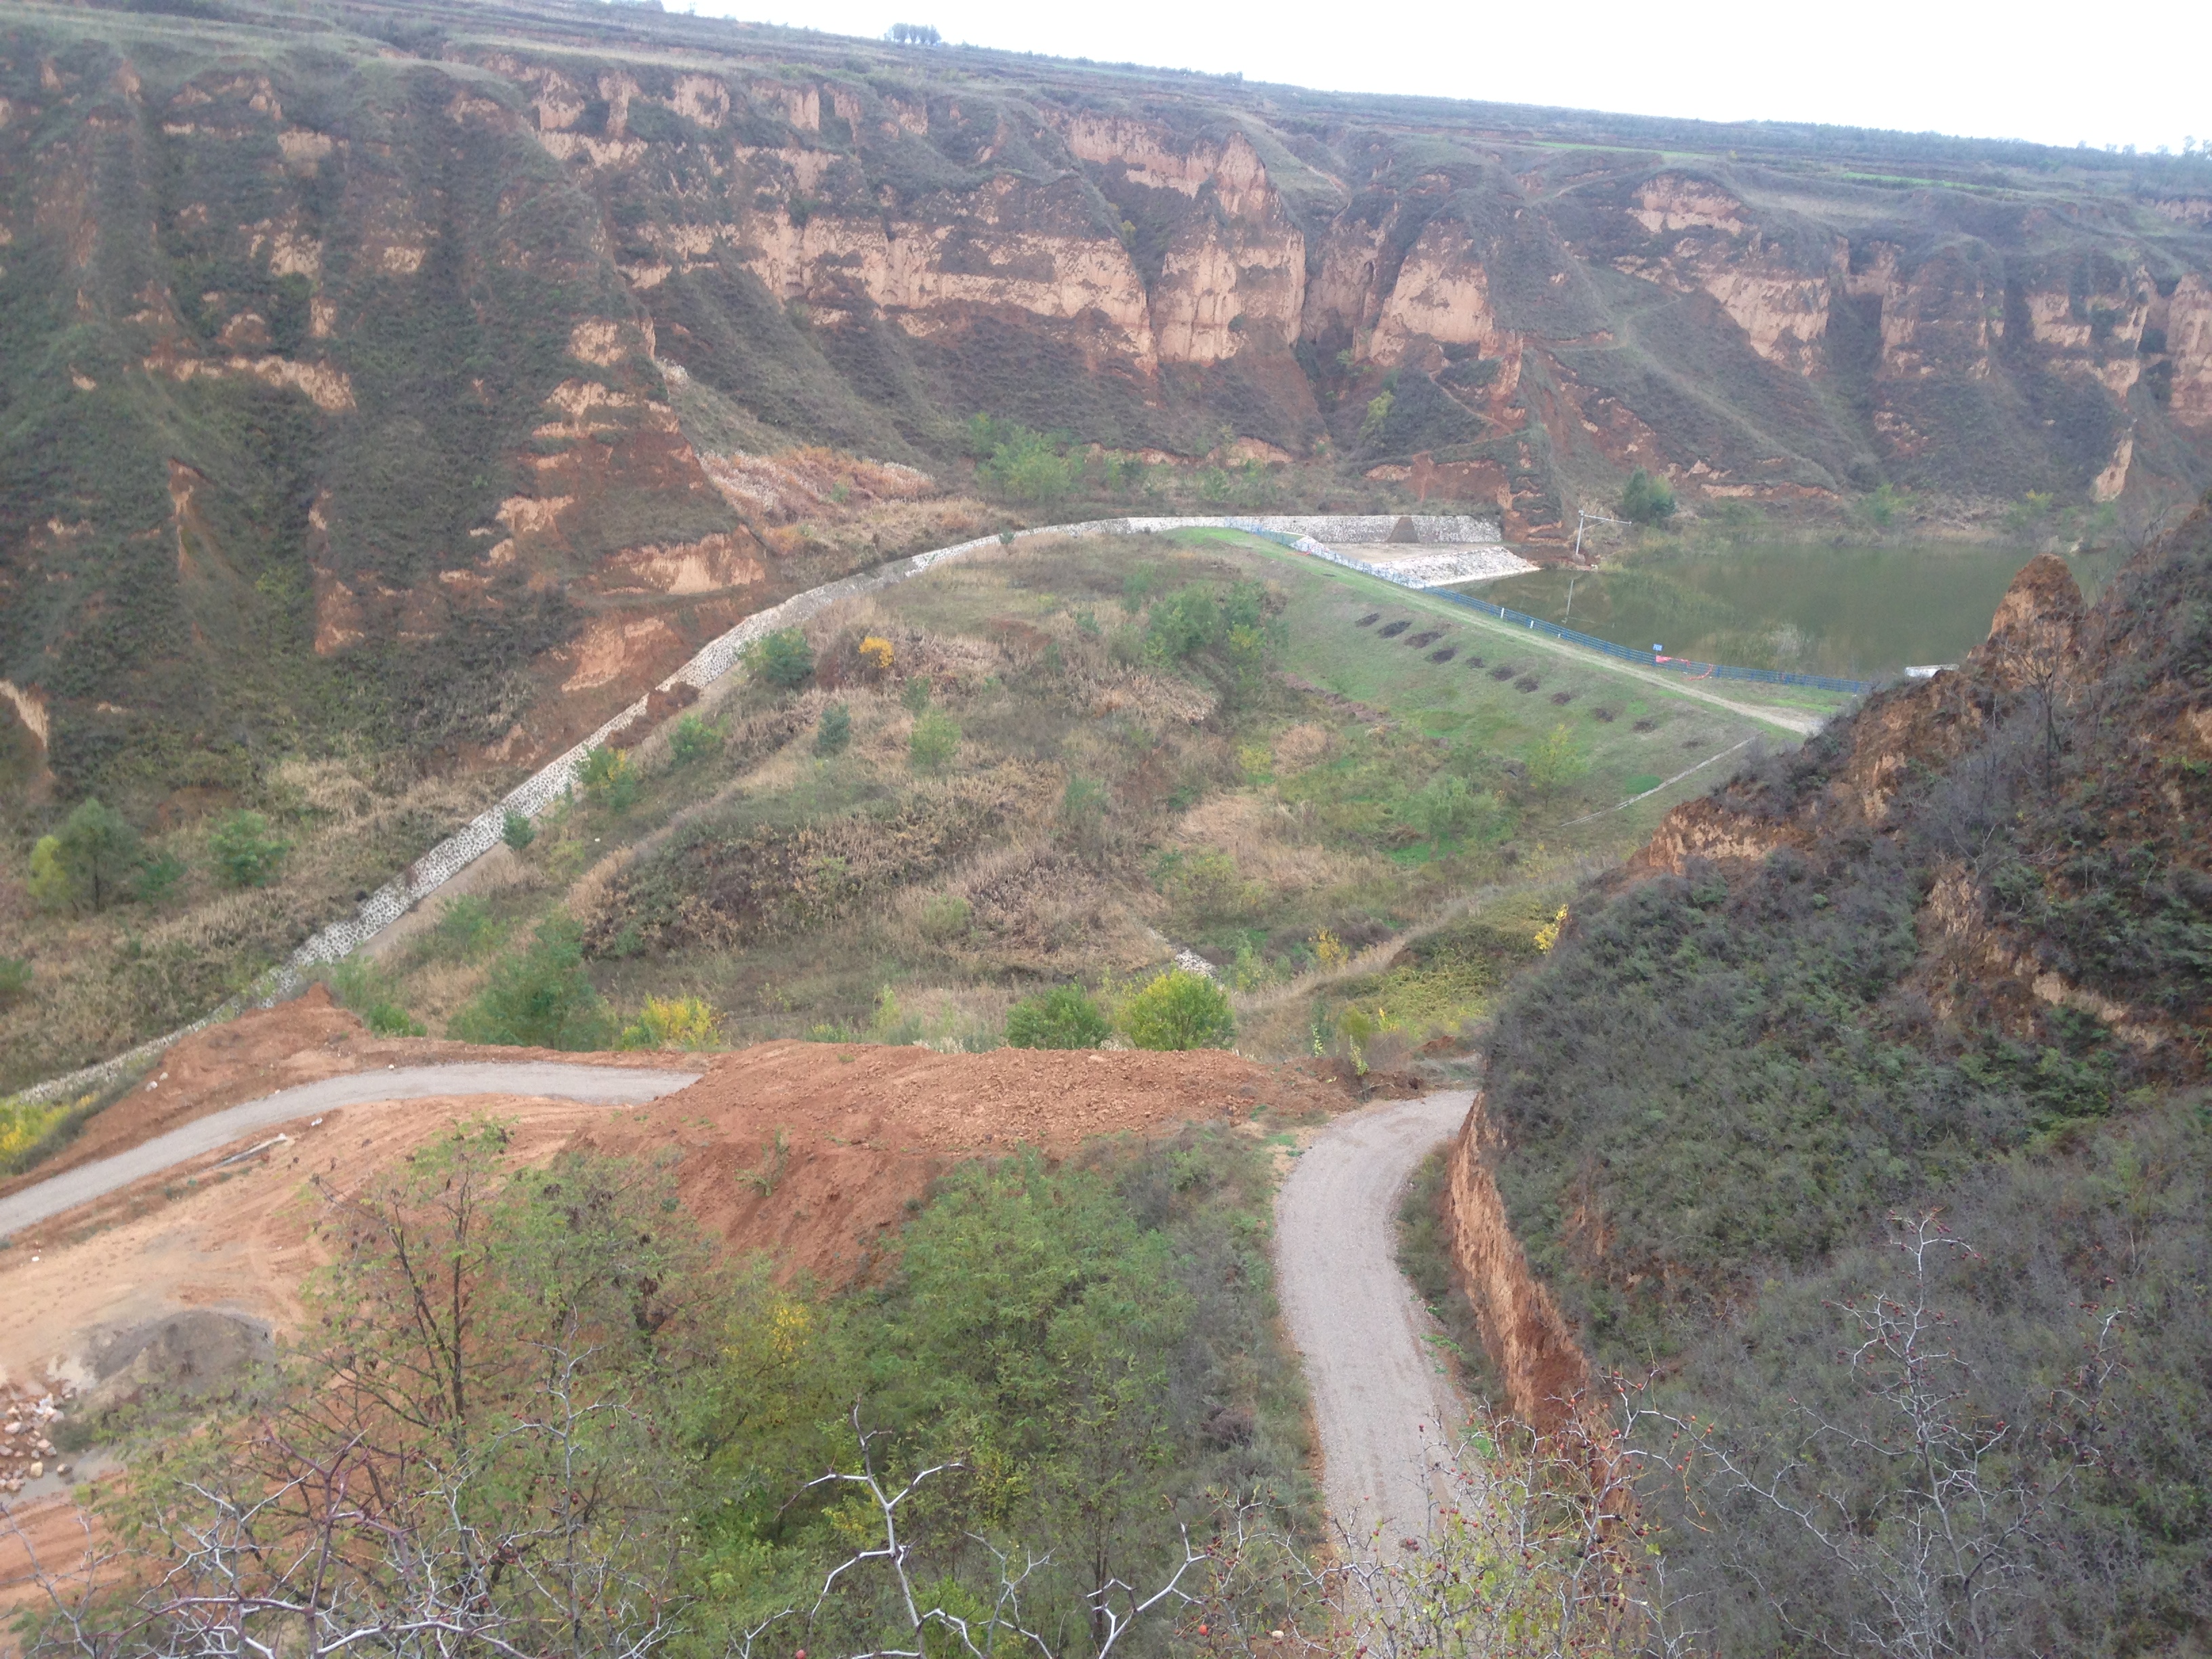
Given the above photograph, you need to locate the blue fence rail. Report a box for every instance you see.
[1229,523,1874,697]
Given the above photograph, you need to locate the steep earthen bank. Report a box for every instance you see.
[1437,541,2211,1435]
[1441,1091,1593,1433]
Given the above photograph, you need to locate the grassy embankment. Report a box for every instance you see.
[313,529,1832,1071]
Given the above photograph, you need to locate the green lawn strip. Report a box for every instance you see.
[1207,533,1848,735]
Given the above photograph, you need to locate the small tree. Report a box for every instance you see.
[1006,985,1112,1049]
[900,674,935,714]
[28,797,142,912]
[1122,968,1235,1050]
[751,627,815,689]
[815,701,853,756]
[134,849,184,903]
[909,708,960,773]
[501,807,536,851]
[668,712,722,764]
[209,809,291,889]
[1620,468,1677,525]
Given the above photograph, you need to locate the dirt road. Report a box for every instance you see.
[1275,1090,1476,1549]
[0,1063,700,1241]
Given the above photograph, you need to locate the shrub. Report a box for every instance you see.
[917,892,972,942]
[321,955,425,1038]
[209,811,291,889]
[1061,775,1107,840]
[668,713,722,765]
[426,895,503,962]
[501,808,536,852]
[899,674,933,714]
[977,425,1080,504]
[29,798,143,912]
[448,918,615,1050]
[857,636,895,677]
[909,708,960,772]
[1620,468,1677,525]
[0,1094,73,1170]
[618,994,720,1050]
[751,628,815,689]
[815,702,853,756]
[1162,848,1250,922]
[135,850,185,903]
[1122,969,1235,1051]
[577,746,638,813]
[1524,724,1591,796]
[1005,985,1112,1049]
[1408,773,1485,842]
[0,956,30,1002]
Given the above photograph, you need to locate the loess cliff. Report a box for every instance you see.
[6,0,2212,806]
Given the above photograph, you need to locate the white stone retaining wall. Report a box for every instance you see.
[12,514,1491,1106]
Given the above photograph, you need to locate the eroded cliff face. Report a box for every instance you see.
[7,0,2212,801]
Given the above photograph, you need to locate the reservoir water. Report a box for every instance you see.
[1459,542,2129,681]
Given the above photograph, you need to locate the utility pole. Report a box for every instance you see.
[1572,508,1630,567]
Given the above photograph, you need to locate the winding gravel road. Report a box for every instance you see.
[0,1063,701,1240]
[7,1062,1479,1559]
[1275,1090,1477,1548]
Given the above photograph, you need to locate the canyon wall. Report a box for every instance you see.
[6,0,2212,802]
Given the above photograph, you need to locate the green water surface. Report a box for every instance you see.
[1458,542,2127,680]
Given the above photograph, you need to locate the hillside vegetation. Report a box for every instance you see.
[327,532,1819,1074]
[1476,520,2211,1653]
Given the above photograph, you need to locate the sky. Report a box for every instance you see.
[678,0,2212,157]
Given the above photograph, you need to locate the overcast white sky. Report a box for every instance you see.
[678,0,2211,157]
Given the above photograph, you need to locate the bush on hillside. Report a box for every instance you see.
[134,850,184,903]
[909,708,960,772]
[1620,468,1677,525]
[449,918,615,1050]
[501,808,536,852]
[209,811,291,889]
[577,745,639,813]
[1523,724,1592,797]
[751,628,815,689]
[668,713,722,765]
[321,955,426,1038]
[1122,968,1235,1050]
[1005,985,1112,1049]
[618,994,720,1050]
[814,701,852,756]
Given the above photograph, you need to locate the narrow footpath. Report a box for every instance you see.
[1274,1091,1477,1549]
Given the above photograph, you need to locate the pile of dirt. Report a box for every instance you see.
[577,1039,1345,1282]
